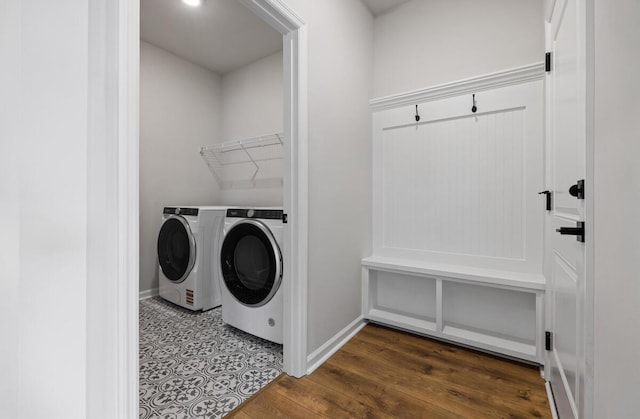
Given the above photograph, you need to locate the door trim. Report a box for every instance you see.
[86,0,308,417]
[237,0,310,380]
[583,0,595,416]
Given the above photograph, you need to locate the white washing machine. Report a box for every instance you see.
[157,206,227,311]
[220,208,284,344]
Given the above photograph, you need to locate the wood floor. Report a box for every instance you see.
[226,323,551,418]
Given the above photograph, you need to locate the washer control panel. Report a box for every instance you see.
[163,207,199,216]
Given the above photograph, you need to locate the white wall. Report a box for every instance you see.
[0,1,21,417]
[139,41,223,293]
[221,51,283,142]
[279,0,374,356]
[593,0,640,416]
[220,51,284,206]
[543,0,555,21]
[1,0,89,417]
[372,0,544,98]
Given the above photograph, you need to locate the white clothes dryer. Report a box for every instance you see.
[220,208,284,344]
[157,206,227,311]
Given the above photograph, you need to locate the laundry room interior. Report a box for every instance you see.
[6,0,640,417]
[139,0,285,299]
[139,0,289,415]
[137,0,587,418]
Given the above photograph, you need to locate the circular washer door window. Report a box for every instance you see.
[157,216,196,283]
[221,220,282,307]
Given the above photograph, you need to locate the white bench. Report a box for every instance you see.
[362,255,546,363]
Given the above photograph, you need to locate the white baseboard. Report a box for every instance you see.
[139,288,159,301]
[306,316,366,375]
[545,381,559,419]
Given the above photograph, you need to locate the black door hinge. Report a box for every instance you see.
[545,331,553,351]
[545,52,552,72]
[282,213,288,224]
[538,190,552,211]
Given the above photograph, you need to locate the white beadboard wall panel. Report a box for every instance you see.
[372,80,544,274]
[382,109,526,260]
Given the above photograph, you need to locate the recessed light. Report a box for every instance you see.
[182,0,202,7]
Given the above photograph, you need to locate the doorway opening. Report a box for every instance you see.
[137,0,307,414]
[86,0,308,416]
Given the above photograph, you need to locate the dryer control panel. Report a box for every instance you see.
[226,208,283,220]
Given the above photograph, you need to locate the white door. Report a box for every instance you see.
[546,0,587,417]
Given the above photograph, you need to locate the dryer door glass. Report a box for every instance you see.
[221,220,282,307]
[157,217,196,283]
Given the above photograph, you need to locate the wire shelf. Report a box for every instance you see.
[200,133,284,189]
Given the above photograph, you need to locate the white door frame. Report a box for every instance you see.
[87,1,308,417]
[237,0,309,380]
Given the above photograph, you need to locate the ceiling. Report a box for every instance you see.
[361,0,411,17]
[140,0,412,75]
[140,0,283,75]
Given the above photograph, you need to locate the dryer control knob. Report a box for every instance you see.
[247,209,255,218]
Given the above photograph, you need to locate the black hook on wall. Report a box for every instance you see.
[471,94,478,113]
[415,105,420,122]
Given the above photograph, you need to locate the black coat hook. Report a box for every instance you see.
[471,94,477,113]
[415,105,420,122]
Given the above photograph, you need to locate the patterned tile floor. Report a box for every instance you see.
[139,297,283,419]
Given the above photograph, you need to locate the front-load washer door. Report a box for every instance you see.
[157,215,196,283]
[221,219,282,307]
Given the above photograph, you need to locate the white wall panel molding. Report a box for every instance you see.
[370,62,544,112]
[365,69,546,364]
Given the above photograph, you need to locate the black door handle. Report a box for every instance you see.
[557,226,581,234]
[556,221,585,242]
[538,190,552,211]
[569,179,585,199]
